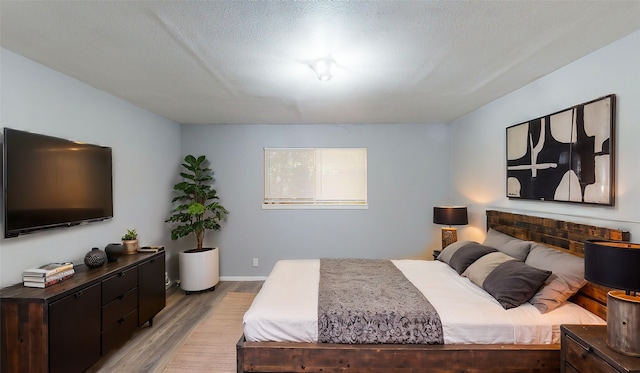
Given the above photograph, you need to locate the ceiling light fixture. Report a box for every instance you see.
[310,57,336,81]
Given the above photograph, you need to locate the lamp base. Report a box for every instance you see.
[441,227,458,249]
[606,290,640,357]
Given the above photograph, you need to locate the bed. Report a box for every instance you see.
[236,210,630,372]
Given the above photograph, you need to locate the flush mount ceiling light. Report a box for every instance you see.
[310,57,336,81]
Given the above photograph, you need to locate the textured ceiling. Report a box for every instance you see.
[2,1,640,125]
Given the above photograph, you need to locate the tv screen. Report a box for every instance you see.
[3,128,113,238]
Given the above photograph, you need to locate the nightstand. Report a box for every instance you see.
[561,325,640,373]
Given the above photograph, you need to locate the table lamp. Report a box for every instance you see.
[584,240,640,356]
[433,206,468,249]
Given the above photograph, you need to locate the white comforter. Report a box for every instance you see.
[243,259,604,344]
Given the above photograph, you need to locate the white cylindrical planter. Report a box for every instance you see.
[179,247,219,294]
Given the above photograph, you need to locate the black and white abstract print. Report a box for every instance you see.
[506,95,615,205]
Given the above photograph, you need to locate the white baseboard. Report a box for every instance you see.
[220,276,268,281]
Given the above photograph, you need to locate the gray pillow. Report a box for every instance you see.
[525,243,588,313]
[483,260,552,309]
[463,251,517,288]
[437,240,476,265]
[448,243,497,274]
[483,228,532,261]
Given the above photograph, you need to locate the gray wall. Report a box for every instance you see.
[0,48,181,287]
[450,29,640,243]
[179,123,452,279]
[0,47,452,286]
[5,28,637,286]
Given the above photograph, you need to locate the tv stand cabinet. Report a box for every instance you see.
[0,251,165,373]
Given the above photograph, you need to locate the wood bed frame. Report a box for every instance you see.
[236,210,630,373]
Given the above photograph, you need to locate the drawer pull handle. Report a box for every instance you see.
[74,290,83,298]
[567,334,593,354]
[118,318,125,324]
[575,340,593,353]
[118,272,126,277]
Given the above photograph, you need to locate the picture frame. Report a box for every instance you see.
[506,94,616,205]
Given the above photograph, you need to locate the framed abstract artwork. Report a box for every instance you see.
[506,94,616,205]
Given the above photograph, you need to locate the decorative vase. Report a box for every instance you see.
[123,239,138,255]
[105,243,124,262]
[84,247,106,268]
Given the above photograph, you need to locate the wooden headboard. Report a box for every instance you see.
[486,210,630,320]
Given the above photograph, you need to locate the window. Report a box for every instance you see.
[263,148,367,209]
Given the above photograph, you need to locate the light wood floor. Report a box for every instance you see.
[86,281,263,373]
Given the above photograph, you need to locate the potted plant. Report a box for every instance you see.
[166,155,229,293]
[122,229,139,254]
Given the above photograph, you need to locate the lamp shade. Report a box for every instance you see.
[433,206,468,226]
[584,240,640,292]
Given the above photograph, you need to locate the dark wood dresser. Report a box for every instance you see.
[561,324,640,373]
[0,251,165,373]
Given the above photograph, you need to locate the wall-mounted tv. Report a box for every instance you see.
[2,128,113,238]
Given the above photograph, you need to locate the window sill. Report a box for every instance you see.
[262,204,368,210]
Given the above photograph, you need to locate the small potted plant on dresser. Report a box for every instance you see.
[166,155,229,294]
[122,229,139,255]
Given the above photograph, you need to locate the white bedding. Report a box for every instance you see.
[243,259,605,344]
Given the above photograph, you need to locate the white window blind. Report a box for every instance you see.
[264,148,367,208]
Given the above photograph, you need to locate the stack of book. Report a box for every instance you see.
[23,262,75,288]
[137,246,164,253]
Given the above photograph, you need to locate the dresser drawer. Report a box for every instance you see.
[564,334,618,373]
[102,287,138,330]
[102,266,138,305]
[101,308,138,355]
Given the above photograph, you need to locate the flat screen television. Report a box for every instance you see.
[2,128,113,238]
